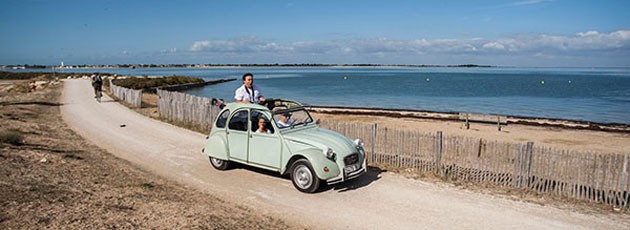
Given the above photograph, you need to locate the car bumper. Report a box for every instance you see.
[325,159,367,185]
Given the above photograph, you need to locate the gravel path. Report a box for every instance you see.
[60,79,627,229]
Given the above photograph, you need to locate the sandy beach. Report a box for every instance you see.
[309,109,630,154]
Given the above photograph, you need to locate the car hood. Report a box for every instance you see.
[283,127,356,156]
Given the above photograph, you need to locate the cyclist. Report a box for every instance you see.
[91,73,103,102]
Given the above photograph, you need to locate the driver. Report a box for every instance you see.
[276,112,294,128]
[235,73,265,104]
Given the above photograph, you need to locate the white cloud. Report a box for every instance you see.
[473,30,630,54]
[187,30,630,64]
[577,31,599,37]
[537,30,630,51]
[190,41,209,51]
[482,42,506,50]
[513,0,553,6]
[611,30,630,40]
[190,36,286,52]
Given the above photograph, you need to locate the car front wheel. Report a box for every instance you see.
[290,159,320,193]
[209,156,230,170]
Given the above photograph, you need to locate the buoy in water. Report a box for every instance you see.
[541,80,545,85]
[344,76,348,80]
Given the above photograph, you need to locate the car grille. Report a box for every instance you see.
[344,153,359,165]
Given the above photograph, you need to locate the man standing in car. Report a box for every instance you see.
[235,72,265,103]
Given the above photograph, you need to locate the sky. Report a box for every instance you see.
[1,0,629,67]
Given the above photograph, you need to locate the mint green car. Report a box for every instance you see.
[202,99,367,193]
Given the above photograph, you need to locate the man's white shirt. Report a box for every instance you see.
[234,84,263,103]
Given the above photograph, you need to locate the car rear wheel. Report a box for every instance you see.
[209,156,230,170]
[290,159,320,193]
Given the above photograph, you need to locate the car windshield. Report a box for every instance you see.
[273,108,313,129]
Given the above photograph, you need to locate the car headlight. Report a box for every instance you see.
[353,138,364,149]
[325,148,336,160]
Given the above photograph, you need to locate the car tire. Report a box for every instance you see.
[209,156,230,170]
[290,159,320,193]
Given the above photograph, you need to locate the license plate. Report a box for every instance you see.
[344,164,359,174]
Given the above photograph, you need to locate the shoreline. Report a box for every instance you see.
[308,105,630,133]
[130,89,630,154]
[4,68,629,126]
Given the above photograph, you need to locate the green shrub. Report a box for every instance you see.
[0,130,24,145]
[112,75,204,89]
[0,71,44,80]
[0,71,74,80]
[140,182,155,189]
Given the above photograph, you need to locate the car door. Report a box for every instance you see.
[248,110,282,169]
[227,109,249,161]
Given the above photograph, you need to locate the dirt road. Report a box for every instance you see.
[60,79,627,229]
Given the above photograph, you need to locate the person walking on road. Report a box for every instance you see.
[91,73,103,102]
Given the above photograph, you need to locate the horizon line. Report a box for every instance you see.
[2,63,630,69]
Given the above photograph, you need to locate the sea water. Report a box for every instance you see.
[28,66,630,124]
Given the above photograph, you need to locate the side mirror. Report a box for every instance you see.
[315,119,321,125]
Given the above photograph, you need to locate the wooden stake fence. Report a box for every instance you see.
[109,80,142,107]
[319,119,629,210]
[157,89,220,133]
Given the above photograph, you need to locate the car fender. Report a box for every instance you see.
[285,149,341,181]
[203,135,229,160]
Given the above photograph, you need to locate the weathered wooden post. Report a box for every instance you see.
[512,142,535,189]
[497,116,502,131]
[371,123,377,164]
[525,142,534,188]
[435,131,444,177]
[513,144,523,188]
[622,154,628,209]
[465,113,470,129]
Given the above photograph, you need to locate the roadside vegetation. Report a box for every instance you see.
[111,75,204,89]
[0,71,75,80]
[0,129,24,145]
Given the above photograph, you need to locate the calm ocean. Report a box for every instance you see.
[41,67,630,124]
